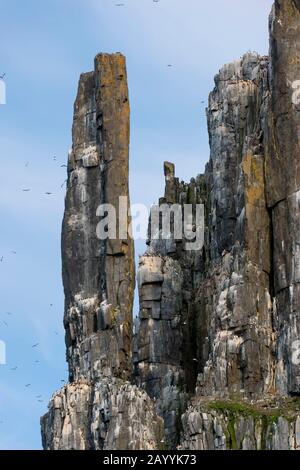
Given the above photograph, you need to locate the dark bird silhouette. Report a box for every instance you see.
[0,73,5,80]
[10,366,18,371]
[36,395,42,399]
[61,179,67,188]
[22,189,31,192]
[60,164,67,168]
[0,256,3,262]
[3,321,8,327]
[25,384,31,388]
[32,343,39,348]
[45,192,52,195]
[115,3,125,6]
[6,312,12,315]
[11,251,17,255]
[34,360,40,363]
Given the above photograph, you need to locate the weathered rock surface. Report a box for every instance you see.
[41,379,164,450]
[180,399,300,450]
[195,52,275,399]
[62,54,134,383]
[43,0,300,451]
[265,0,300,396]
[135,163,206,447]
[41,53,163,450]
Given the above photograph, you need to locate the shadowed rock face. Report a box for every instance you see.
[42,0,300,451]
[195,53,274,399]
[62,54,134,383]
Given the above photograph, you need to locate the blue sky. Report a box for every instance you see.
[0,0,273,449]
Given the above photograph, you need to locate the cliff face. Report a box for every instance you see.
[42,0,300,451]
[41,54,164,450]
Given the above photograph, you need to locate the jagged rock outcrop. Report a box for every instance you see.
[195,52,274,399]
[43,0,300,451]
[62,54,134,382]
[41,53,164,450]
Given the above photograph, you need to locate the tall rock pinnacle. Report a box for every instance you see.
[41,54,163,450]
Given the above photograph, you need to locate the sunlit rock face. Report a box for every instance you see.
[42,0,300,451]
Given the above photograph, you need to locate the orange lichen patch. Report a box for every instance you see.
[242,152,265,206]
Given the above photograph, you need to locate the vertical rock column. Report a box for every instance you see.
[136,162,207,447]
[41,54,164,450]
[63,53,134,382]
[196,54,275,398]
[266,0,300,395]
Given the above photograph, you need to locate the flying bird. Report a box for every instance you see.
[11,251,17,255]
[32,343,39,348]
[22,189,31,192]
[10,366,18,371]
[0,256,3,262]
[34,360,40,363]
[36,395,42,399]
[3,321,8,327]
[60,164,67,168]
[53,156,57,161]
[115,3,125,6]
[25,384,31,388]
[45,192,52,195]
[0,73,5,80]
